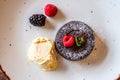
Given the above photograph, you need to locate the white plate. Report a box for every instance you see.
[0,0,120,80]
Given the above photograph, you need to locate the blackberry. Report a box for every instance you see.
[29,14,46,27]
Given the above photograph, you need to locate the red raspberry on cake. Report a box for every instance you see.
[44,4,58,17]
[62,35,75,47]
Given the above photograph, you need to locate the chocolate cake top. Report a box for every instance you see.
[55,21,95,61]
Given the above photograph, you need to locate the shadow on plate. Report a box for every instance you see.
[56,55,68,72]
[77,33,108,66]
[52,9,66,21]
[44,20,55,30]
[43,9,66,30]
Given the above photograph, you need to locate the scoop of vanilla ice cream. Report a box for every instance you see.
[28,38,57,71]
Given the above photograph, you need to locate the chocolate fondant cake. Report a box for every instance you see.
[55,21,95,61]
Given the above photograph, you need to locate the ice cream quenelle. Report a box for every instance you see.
[28,38,58,71]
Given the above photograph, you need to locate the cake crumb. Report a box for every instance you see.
[24,2,26,5]
[90,10,93,13]
[25,29,28,32]
[29,26,32,29]
[83,78,85,80]
[94,48,97,50]
[9,44,12,46]
[87,63,90,65]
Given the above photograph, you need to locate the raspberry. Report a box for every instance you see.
[29,14,46,27]
[62,35,74,47]
[44,4,58,17]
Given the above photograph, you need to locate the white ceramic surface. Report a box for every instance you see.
[0,0,120,80]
